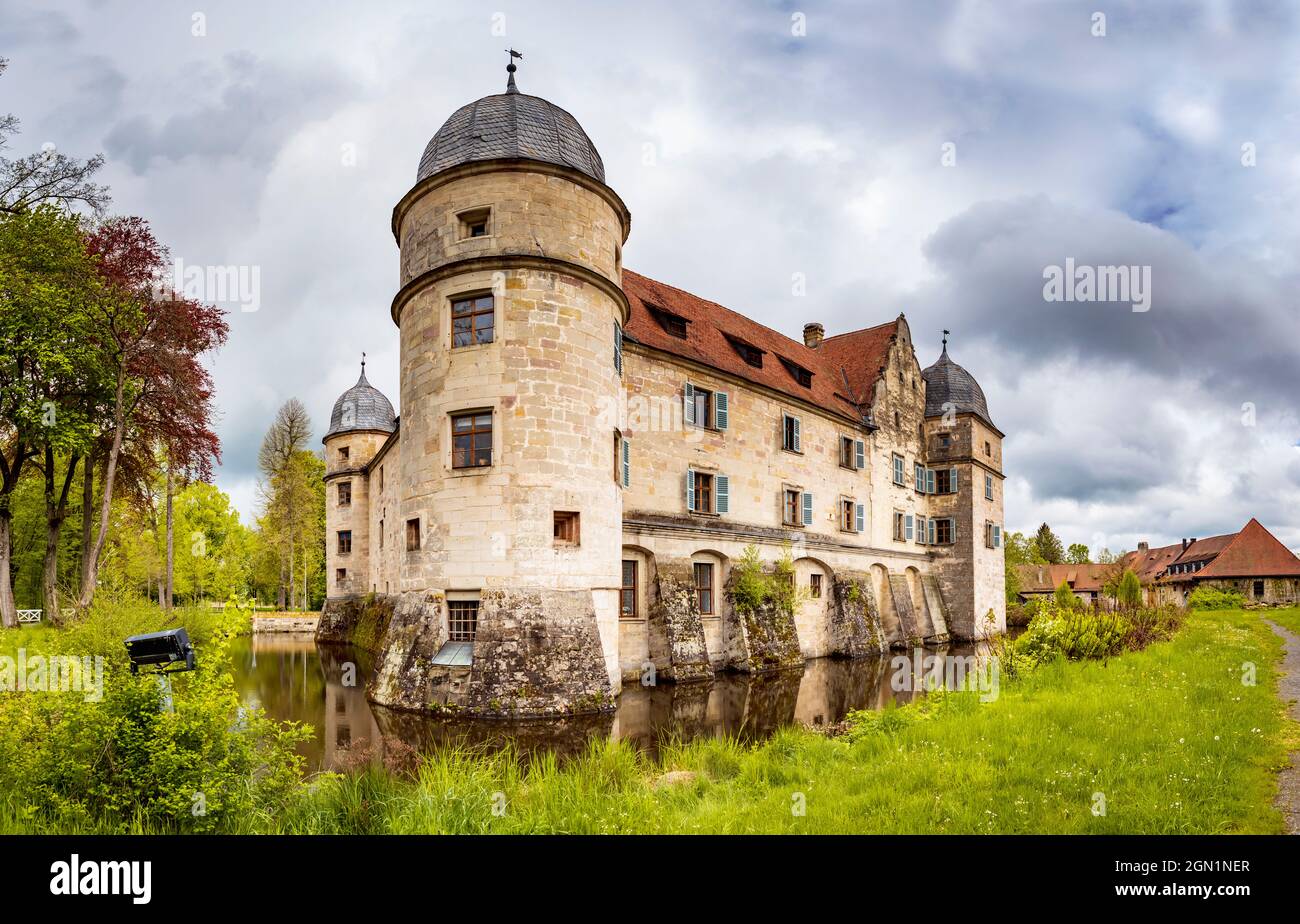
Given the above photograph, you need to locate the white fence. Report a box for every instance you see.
[17,609,42,623]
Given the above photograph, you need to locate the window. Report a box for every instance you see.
[782,414,802,452]
[337,530,352,554]
[894,411,900,427]
[985,473,994,501]
[336,568,346,582]
[694,562,714,615]
[935,467,958,494]
[378,465,384,492]
[684,383,728,430]
[337,481,351,506]
[553,511,580,546]
[339,446,350,462]
[893,511,905,541]
[727,336,763,368]
[452,294,494,347]
[939,433,951,449]
[783,489,801,526]
[621,560,638,619]
[686,470,727,514]
[916,515,926,545]
[1254,580,1265,598]
[810,574,822,598]
[892,454,905,485]
[985,440,992,457]
[650,305,689,339]
[985,522,1002,549]
[452,411,493,468]
[934,518,955,545]
[405,518,420,552]
[846,499,862,533]
[379,520,384,550]
[457,206,491,239]
[839,436,863,470]
[779,357,813,388]
[447,599,479,642]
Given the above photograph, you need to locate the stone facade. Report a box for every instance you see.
[320,74,1006,718]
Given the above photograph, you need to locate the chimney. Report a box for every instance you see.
[1181,538,1188,551]
[803,322,825,349]
[1137,541,1149,553]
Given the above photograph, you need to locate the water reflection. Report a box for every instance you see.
[229,634,1004,771]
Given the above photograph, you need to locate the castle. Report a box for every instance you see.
[317,62,1006,717]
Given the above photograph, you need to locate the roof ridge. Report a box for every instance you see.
[821,319,898,342]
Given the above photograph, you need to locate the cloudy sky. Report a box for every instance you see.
[4,0,1299,554]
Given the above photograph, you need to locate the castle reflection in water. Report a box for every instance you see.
[231,634,1000,772]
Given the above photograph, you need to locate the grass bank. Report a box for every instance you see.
[1,605,1295,833]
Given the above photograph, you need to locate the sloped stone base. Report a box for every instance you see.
[721,575,803,674]
[318,593,395,649]
[830,572,889,658]
[649,559,712,682]
[887,575,926,647]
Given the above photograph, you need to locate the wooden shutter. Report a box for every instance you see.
[855,503,865,533]
[715,391,729,429]
[801,492,813,526]
[949,467,958,493]
[792,416,801,452]
[926,469,935,494]
[684,383,696,425]
[855,439,865,470]
[905,514,913,541]
[686,469,695,511]
[621,438,630,488]
[716,475,729,514]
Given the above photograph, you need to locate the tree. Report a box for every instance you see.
[1065,543,1091,565]
[1096,547,1118,564]
[77,218,227,611]
[0,206,100,627]
[1117,569,1142,609]
[1054,580,1079,610]
[1034,523,1064,564]
[0,58,110,214]
[257,400,314,609]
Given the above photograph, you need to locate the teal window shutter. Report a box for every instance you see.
[926,469,935,494]
[905,514,913,541]
[855,502,865,533]
[686,469,695,511]
[715,391,729,430]
[928,519,936,544]
[801,492,813,526]
[855,439,865,470]
[993,524,1002,548]
[684,383,696,425]
[917,516,926,545]
[716,475,729,514]
[915,462,924,491]
[949,467,958,493]
[614,323,623,375]
[792,417,801,452]
[622,438,630,487]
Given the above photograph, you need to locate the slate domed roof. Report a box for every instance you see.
[416,69,605,184]
[922,345,995,429]
[325,366,396,439]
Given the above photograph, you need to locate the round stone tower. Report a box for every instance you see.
[921,339,1005,639]
[322,362,397,601]
[384,60,631,715]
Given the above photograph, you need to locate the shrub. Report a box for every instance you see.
[1009,599,1186,667]
[727,544,805,617]
[1187,585,1245,611]
[1117,569,1143,608]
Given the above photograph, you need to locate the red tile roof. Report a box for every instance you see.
[1120,543,1184,584]
[1016,563,1123,594]
[1170,532,1236,566]
[1197,518,1300,578]
[621,269,898,422]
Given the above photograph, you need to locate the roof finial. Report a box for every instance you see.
[941,329,950,353]
[358,351,368,384]
[505,48,523,94]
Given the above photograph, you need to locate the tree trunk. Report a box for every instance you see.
[277,555,286,610]
[0,509,16,629]
[164,462,174,616]
[79,368,128,609]
[41,447,80,626]
[78,450,95,596]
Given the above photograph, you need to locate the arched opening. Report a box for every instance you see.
[793,557,834,658]
[618,545,655,682]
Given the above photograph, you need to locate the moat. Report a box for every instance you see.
[231,633,1006,771]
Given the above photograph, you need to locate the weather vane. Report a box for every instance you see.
[942,329,950,348]
[361,351,366,372]
[505,48,523,92]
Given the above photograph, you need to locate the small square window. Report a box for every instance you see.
[448,599,479,642]
[554,511,580,546]
[336,568,347,582]
[939,434,951,449]
[984,441,992,456]
[457,207,491,239]
[810,574,822,598]
[337,481,351,507]
[406,518,421,552]
[339,446,350,462]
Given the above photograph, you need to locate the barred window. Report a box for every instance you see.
[448,600,479,642]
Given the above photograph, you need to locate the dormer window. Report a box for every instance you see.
[725,334,764,368]
[778,357,813,388]
[648,304,689,339]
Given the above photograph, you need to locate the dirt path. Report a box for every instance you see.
[1267,620,1300,834]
